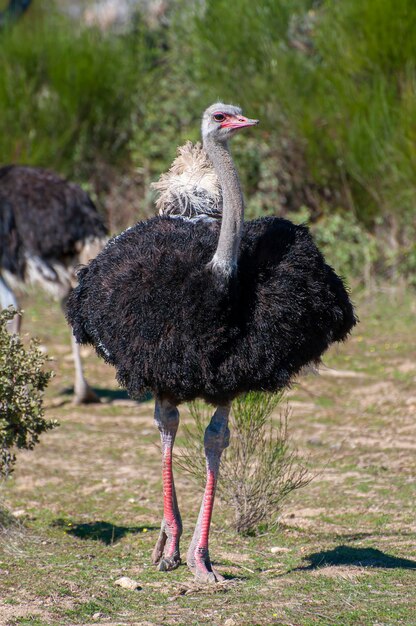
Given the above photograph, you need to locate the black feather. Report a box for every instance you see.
[67,215,356,405]
[0,165,107,281]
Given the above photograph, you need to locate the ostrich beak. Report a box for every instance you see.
[221,115,259,130]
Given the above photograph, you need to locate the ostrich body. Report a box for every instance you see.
[0,165,108,403]
[67,104,356,581]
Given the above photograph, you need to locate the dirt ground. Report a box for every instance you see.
[0,290,415,626]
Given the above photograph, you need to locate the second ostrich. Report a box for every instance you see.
[0,165,108,403]
[67,103,356,582]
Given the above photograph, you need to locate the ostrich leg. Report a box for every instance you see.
[187,404,230,583]
[0,275,21,334]
[61,295,100,404]
[152,398,182,571]
[70,331,100,404]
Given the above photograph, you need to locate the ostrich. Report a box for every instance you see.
[66,103,356,582]
[0,165,108,403]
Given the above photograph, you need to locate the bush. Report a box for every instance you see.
[1,0,415,287]
[176,0,416,286]
[179,0,416,228]
[178,392,312,535]
[0,3,155,179]
[0,309,56,479]
[289,207,378,290]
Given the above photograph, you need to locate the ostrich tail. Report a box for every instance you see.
[152,141,222,219]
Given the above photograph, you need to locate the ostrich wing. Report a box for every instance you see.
[152,142,222,220]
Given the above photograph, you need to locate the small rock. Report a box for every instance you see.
[114,576,142,591]
[270,546,290,554]
[224,619,237,626]
[307,436,324,446]
[92,612,102,620]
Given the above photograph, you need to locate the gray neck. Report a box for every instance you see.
[203,135,244,278]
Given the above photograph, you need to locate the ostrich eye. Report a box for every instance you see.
[213,113,225,122]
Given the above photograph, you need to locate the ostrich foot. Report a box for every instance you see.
[158,555,181,572]
[152,522,181,571]
[73,383,101,405]
[187,545,224,583]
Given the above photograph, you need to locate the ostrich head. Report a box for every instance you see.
[201,103,259,143]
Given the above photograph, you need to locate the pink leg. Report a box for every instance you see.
[187,404,230,583]
[152,398,182,571]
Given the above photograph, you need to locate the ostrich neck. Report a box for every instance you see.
[203,136,244,277]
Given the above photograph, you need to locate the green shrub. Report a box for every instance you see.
[0,309,56,479]
[179,392,312,535]
[290,207,378,289]
[173,0,415,285]
[178,0,416,228]
[1,0,414,286]
[0,3,156,179]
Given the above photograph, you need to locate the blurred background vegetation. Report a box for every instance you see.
[0,0,415,287]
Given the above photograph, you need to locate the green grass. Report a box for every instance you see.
[1,0,416,282]
[0,1,154,178]
[0,289,415,625]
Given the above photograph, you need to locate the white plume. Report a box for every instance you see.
[152,141,222,219]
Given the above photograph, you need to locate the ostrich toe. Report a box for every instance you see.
[187,544,224,583]
[151,530,166,565]
[152,521,181,571]
[158,555,181,571]
[187,553,224,583]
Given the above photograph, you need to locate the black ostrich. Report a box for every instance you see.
[66,103,356,582]
[0,165,108,403]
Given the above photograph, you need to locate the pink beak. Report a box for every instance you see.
[221,115,259,130]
